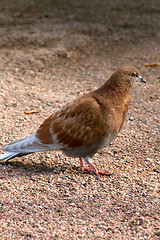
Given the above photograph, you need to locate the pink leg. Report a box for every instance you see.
[79,158,110,176]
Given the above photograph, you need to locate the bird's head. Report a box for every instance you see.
[112,66,146,88]
[95,65,146,95]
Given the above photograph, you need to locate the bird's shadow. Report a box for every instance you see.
[0,159,91,176]
[1,160,112,179]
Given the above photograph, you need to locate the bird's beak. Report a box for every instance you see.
[138,75,146,83]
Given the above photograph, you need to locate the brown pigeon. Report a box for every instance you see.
[0,66,146,176]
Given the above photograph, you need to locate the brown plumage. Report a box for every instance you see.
[0,66,146,176]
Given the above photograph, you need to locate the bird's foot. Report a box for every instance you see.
[80,166,109,176]
[79,158,110,176]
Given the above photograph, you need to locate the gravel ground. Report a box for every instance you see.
[0,0,160,239]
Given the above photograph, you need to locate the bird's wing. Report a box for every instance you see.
[36,96,107,149]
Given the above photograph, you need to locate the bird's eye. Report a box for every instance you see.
[131,72,138,77]
[131,72,136,77]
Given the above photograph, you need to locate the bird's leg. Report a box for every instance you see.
[80,158,85,171]
[79,158,97,174]
[79,157,109,176]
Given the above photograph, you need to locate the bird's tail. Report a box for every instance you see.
[0,133,52,162]
[0,152,31,162]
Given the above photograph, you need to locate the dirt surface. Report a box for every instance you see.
[0,0,160,239]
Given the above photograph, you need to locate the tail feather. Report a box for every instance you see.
[0,152,20,162]
[0,152,33,162]
[2,134,52,153]
[0,133,60,162]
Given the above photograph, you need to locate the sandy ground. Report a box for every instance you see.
[0,0,160,239]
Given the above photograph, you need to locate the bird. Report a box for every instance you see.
[0,66,146,176]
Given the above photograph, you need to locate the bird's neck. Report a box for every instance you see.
[95,81,131,98]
